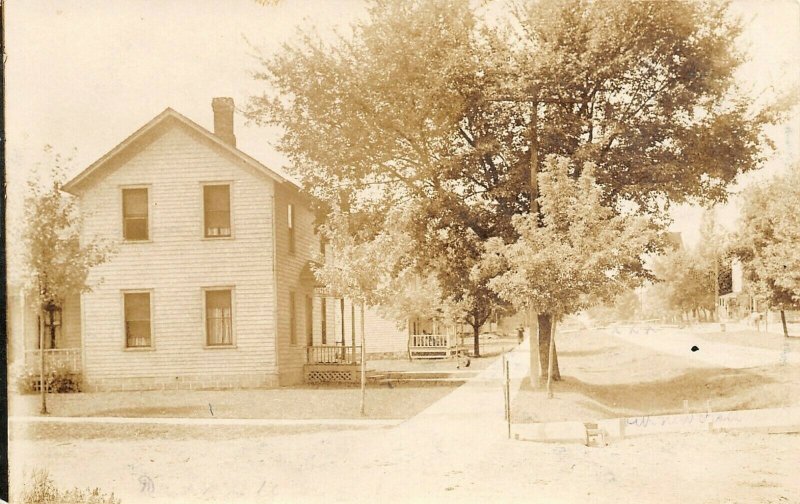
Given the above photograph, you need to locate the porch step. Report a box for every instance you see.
[367,369,479,385]
[369,370,479,379]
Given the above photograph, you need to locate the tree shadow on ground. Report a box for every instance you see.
[519,366,787,419]
[563,367,783,416]
[557,347,617,358]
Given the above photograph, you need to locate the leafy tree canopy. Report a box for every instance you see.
[23,148,113,311]
[479,156,654,317]
[730,165,800,307]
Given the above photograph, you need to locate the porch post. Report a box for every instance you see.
[341,298,346,359]
[359,302,366,416]
[39,308,48,415]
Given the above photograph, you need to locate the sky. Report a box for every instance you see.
[4,0,800,254]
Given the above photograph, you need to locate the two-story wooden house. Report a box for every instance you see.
[11,98,417,392]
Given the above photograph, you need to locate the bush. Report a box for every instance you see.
[19,469,121,504]
[16,361,82,394]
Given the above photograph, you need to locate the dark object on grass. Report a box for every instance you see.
[457,351,471,369]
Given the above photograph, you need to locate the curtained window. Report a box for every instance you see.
[206,289,233,346]
[124,292,152,348]
[203,184,231,238]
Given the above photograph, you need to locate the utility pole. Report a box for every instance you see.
[489,89,586,388]
[714,254,720,323]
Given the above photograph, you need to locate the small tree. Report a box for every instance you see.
[314,208,411,415]
[730,166,800,336]
[480,156,653,395]
[22,150,112,413]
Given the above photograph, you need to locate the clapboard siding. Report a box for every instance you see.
[273,185,319,384]
[363,306,408,355]
[79,125,278,386]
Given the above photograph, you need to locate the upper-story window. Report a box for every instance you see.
[203,184,231,238]
[288,203,295,254]
[122,187,149,241]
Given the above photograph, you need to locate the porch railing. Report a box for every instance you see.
[409,334,453,348]
[409,334,458,360]
[24,348,82,374]
[306,345,361,365]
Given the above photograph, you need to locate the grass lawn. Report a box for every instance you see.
[10,383,457,422]
[696,328,800,352]
[511,328,800,423]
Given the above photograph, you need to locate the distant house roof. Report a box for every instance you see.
[62,107,293,194]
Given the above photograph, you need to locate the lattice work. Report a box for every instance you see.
[306,370,355,383]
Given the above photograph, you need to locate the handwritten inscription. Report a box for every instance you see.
[626,411,742,428]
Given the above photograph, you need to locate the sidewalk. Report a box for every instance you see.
[398,338,530,442]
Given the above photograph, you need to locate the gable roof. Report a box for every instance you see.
[62,107,291,194]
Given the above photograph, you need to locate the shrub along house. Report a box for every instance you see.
[9,98,407,392]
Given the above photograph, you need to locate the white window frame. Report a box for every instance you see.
[120,185,152,242]
[202,286,236,348]
[121,289,155,351]
[200,181,235,240]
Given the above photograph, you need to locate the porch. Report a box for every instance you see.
[24,348,82,375]
[408,333,459,360]
[23,348,82,392]
[304,344,362,384]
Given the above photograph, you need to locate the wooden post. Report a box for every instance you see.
[351,303,356,349]
[359,302,367,416]
[502,352,508,420]
[529,98,540,215]
[506,360,512,439]
[546,315,556,399]
[713,255,720,323]
[340,298,346,347]
[39,308,48,415]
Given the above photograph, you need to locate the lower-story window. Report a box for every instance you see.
[205,288,233,346]
[124,291,152,348]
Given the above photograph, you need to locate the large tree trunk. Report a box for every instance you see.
[472,323,481,357]
[537,313,560,385]
[546,317,557,398]
[781,309,789,338]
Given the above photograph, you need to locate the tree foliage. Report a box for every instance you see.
[23,149,113,312]
[650,247,717,320]
[248,0,790,365]
[479,156,653,317]
[314,207,414,307]
[729,166,800,308]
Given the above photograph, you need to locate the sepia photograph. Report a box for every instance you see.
[4,0,800,502]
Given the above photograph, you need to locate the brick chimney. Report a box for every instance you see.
[211,97,236,147]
